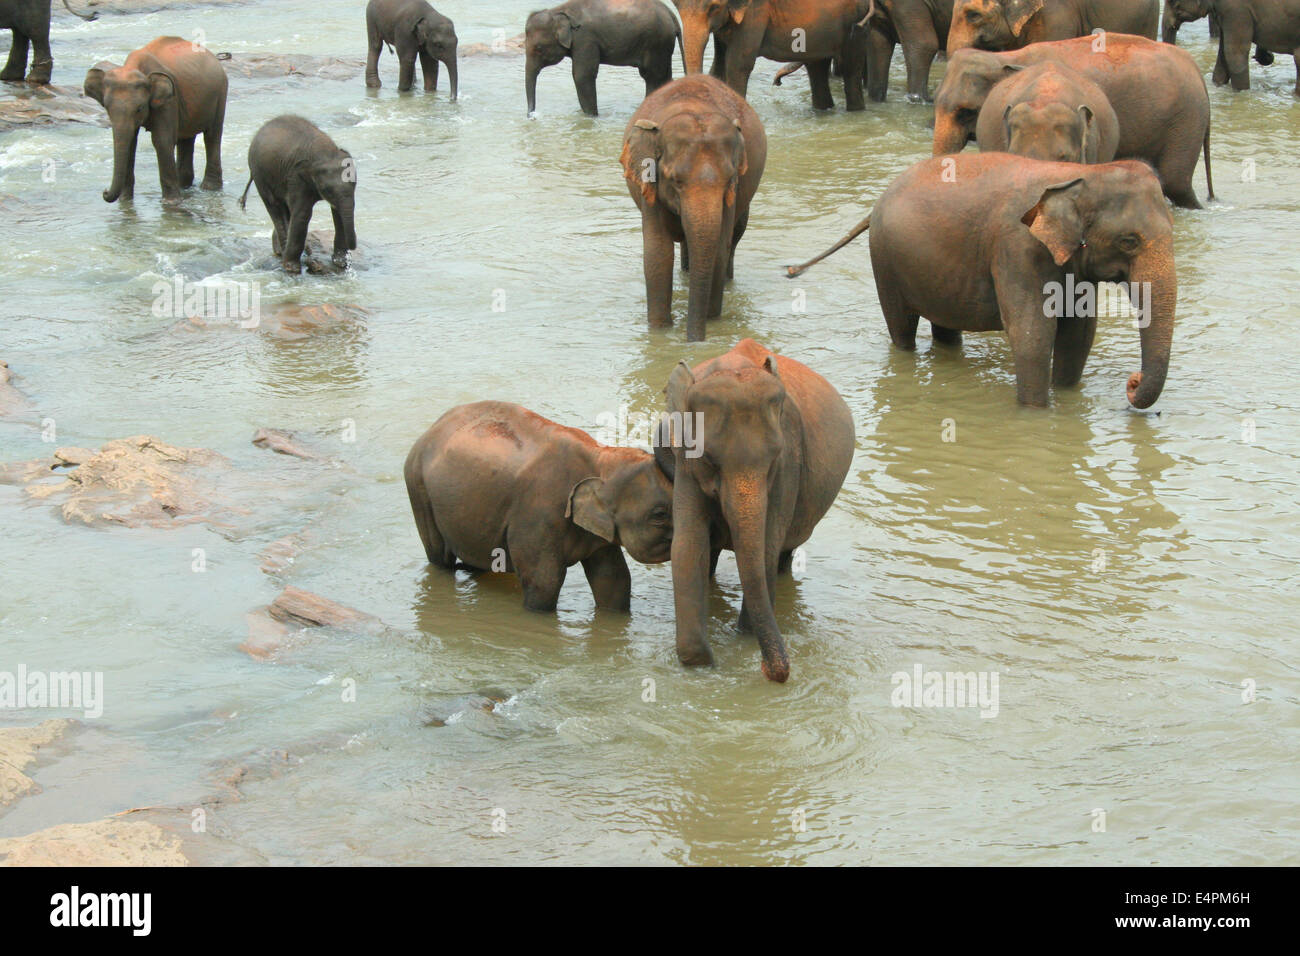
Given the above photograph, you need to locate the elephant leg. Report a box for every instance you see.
[365,31,383,87]
[1221,24,1252,89]
[176,138,196,190]
[1293,49,1300,97]
[267,198,289,256]
[642,210,675,328]
[513,546,567,612]
[2,32,29,82]
[841,35,867,111]
[397,51,417,91]
[419,50,438,91]
[680,237,689,273]
[201,101,224,191]
[865,29,893,102]
[997,271,1056,406]
[1213,38,1230,85]
[902,37,939,103]
[27,33,52,85]
[152,132,182,203]
[777,549,793,574]
[641,49,672,95]
[710,37,727,78]
[330,205,350,265]
[282,203,312,274]
[1051,314,1096,388]
[728,208,749,281]
[708,546,721,579]
[878,280,920,350]
[931,323,962,347]
[572,49,600,116]
[582,546,632,612]
[806,58,835,111]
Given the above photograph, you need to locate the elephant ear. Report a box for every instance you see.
[653,414,676,480]
[763,354,781,379]
[621,119,660,207]
[148,72,175,111]
[729,0,748,25]
[1021,178,1087,267]
[727,121,746,208]
[664,360,695,414]
[566,477,615,542]
[1005,0,1044,37]
[83,62,114,105]
[555,12,574,49]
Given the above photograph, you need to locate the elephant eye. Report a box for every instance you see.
[649,507,671,524]
[1117,234,1141,254]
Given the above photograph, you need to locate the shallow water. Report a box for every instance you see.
[1,3,1297,864]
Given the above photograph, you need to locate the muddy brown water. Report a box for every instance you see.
[0,3,1296,864]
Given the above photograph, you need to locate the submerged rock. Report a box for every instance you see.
[0,84,106,131]
[0,817,188,866]
[0,359,33,419]
[241,586,386,658]
[219,52,367,82]
[252,428,323,461]
[0,719,73,808]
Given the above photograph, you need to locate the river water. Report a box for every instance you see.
[0,1,1296,864]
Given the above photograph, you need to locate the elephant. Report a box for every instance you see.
[238,116,357,275]
[932,35,1213,208]
[1,0,96,85]
[653,338,854,683]
[947,0,1159,55]
[1163,0,1274,62]
[83,37,228,205]
[404,401,674,612]
[673,0,872,110]
[365,0,458,98]
[977,61,1119,163]
[620,75,767,342]
[864,0,955,102]
[525,0,681,116]
[1166,0,1300,95]
[787,154,1177,409]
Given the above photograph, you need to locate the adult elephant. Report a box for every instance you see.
[864,0,955,102]
[365,0,458,98]
[1,0,96,85]
[1166,0,1300,94]
[932,35,1213,208]
[654,338,854,683]
[239,116,357,275]
[674,0,871,110]
[947,0,1159,55]
[83,37,228,205]
[620,75,767,341]
[525,0,681,116]
[787,154,1177,409]
[977,61,1119,162]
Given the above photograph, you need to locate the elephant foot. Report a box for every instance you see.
[676,646,715,668]
[332,252,349,269]
[25,71,51,86]
[282,261,303,276]
[200,179,222,191]
[365,76,381,88]
[905,92,926,104]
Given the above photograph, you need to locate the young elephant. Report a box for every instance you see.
[365,0,458,98]
[654,339,854,683]
[525,0,681,116]
[932,35,1213,208]
[947,0,1159,55]
[238,116,357,275]
[620,75,767,342]
[1,0,97,85]
[1167,0,1300,95]
[977,62,1119,163]
[83,37,228,204]
[405,402,674,612]
[787,154,1177,409]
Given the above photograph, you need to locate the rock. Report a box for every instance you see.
[219,52,367,82]
[258,529,312,576]
[252,428,322,461]
[239,608,290,660]
[0,359,32,419]
[267,586,382,631]
[262,303,368,340]
[460,35,525,57]
[0,84,106,131]
[421,693,509,728]
[0,818,188,866]
[0,719,73,808]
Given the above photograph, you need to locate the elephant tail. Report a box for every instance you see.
[785,210,872,277]
[62,0,98,21]
[238,175,253,211]
[1203,122,1215,202]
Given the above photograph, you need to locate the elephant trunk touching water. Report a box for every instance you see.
[1127,234,1176,409]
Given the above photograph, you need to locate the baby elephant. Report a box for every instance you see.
[525,0,681,116]
[365,0,458,98]
[978,62,1119,164]
[405,401,674,612]
[239,116,357,275]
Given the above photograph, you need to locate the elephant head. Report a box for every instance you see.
[622,112,748,340]
[567,455,674,565]
[1005,101,1093,163]
[314,150,359,260]
[84,61,177,203]
[674,0,750,75]
[524,10,577,113]
[1021,167,1177,408]
[657,355,796,682]
[932,51,1021,154]
[416,14,458,99]
[1167,0,1212,26]
[948,0,1043,54]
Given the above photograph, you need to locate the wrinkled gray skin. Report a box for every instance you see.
[239,115,357,275]
[526,0,681,116]
[405,401,674,612]
[865,0,955,102]
[654,338,854,683]
[84,37,228,205]
[977,61,1119,163]
[365,0,458,98]
[1,0,97,85]
[1166,0,1299,94]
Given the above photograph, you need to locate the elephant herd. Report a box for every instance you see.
[7,0,1295,680]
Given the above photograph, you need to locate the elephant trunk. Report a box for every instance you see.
[443,52,458,101]
[338,195,358,250]
[946,17,978,56]
[103,120,138,203]
[681,13,710,75]
[724,476,789,683]
[681,188,726,342]
[1161,3,1179,44]
[1127,236,1177,409]
[525,55,541,113]
[932,110,970,155]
